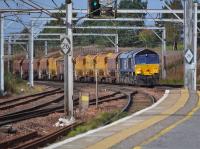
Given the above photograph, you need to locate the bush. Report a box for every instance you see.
[4,72,26,94]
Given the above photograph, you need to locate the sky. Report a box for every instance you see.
[74,0,163,9]
[1,0,164,35]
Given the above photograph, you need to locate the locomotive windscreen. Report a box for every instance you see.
[135,54,159,64]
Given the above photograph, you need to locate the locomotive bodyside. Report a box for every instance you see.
[118,51,136,84]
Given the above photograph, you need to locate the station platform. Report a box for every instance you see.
[45,89,199,149]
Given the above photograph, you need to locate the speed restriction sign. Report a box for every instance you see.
[60,35,71,55]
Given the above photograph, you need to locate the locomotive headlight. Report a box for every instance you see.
[136,69,142,74]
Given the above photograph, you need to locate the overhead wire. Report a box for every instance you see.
[4,0,30,30]
[73,1,118,38]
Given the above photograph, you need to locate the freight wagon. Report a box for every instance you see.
[12,48,160,86]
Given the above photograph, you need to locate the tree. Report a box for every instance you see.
[76,0,148,47]
[161,0,183,50]
[117,0,147,47]
[139,30,156,48]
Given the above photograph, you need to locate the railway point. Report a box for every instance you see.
[0,0,200,149]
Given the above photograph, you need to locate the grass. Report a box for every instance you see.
[159,79,184,85]
[4,72,44,95]
[67,111,128,138]
[4,72,26,94]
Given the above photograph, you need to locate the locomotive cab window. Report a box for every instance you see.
[135,55,146,64]
[135,53,159,64]
[146,54,159,64]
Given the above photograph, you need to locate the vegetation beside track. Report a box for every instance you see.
[159,79,184,85]
[4,72,44,95]
[67,111,128,138]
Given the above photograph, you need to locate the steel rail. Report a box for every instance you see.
[0,88,61,106]
[0,131,38,149]
[0,90,63,110]
[12,122,81,149]
[0,91,123,126]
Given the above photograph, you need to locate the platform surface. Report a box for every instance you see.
[45,89,199,149]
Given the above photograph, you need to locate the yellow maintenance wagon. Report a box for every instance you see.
[95,53,113,82]
[75,55,86,81]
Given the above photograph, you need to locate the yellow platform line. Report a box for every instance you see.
[134,91,200,149]
[86,89,189,149]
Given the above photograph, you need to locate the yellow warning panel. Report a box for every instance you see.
[80,92,90,110]
[82,95,89,102]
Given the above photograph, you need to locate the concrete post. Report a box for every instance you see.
[29,22,34,87]
[184,0,195,90]
[8,37,11,73]
[162,28,167,80]
[26,43,29,59]
[64,0,74,118]
[115,34,119,53]
[68,2,74,118]
[45,41,48,56]
[0,14,4,94]
[193,2,197,91]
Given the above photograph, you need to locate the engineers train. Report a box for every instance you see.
[12,48,160,86]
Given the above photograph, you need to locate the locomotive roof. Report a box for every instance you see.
[119,48,157,58]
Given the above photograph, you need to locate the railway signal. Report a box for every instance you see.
[89,0,101,17]
[88,0,117,18]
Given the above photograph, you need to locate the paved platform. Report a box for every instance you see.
[45,89,198,149]
[137,91,200,149]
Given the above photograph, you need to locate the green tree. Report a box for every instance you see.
[27,1,148,49]
[76,0,148,47]
[117,0,147,47]
[139,30,156,47]
[161,0,183,50]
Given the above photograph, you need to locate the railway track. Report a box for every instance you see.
[0,81,158,149]
[0,90,129,148]
[0,88,61,106]
[36,81,183,91]
[0,90,131,149]
[0,122,81,149]
[0,89,63,110]
[0,90,126,126]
